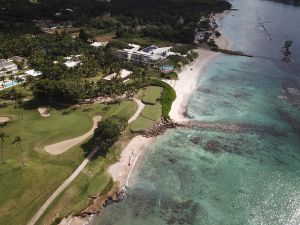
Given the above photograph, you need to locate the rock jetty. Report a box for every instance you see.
[140,119,286,137]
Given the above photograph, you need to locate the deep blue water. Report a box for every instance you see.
[92,0,300,224]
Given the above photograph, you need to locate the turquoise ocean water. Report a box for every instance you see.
[92,0,300,224]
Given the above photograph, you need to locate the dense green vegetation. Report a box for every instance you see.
[111,0,231,43]
[0,0,109,26]
[86,116,128,156]
[144,80,176,119]
[0,0,231,224]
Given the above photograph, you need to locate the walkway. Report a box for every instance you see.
[128,99,144,124]
[27,99,142,225]
[26,147,99,225]
[45,116,102,155]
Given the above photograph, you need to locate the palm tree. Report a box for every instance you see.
[13,136,25,167]
[15,76,23,84]
[9,74,15,83]
[16,98,24,120]
[22,75,34,95]
[0,75,6,88]
[0,132,6,163]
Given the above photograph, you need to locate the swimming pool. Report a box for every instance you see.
[160,65,175,73]
[3,80,19,88]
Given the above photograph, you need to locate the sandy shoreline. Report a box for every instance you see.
[59,12,230,225]
[165,48,220,121]
[108,48,225,189]
[108,135,155,187]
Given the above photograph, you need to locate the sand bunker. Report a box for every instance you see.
[0,116,10,123]
[45,116,102,155]
[38,107,50,117]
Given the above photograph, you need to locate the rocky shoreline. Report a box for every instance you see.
[139,119,286,138]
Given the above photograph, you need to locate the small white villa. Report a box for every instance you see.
[25,69,42,77]
[104,69,132,81]
[119,44,178,65]
[90,41,108,48]
[0,59,18,76]
[64,55,82,68]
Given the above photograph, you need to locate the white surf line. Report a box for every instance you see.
[125,145,144,187]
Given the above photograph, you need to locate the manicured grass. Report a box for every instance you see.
[141,79,176,119]
[130,116,155,133]
[140,103,162,121]
[87,173,110,197]
[0,100,137,225]
[37,129,136,225]
[141,86,162,105]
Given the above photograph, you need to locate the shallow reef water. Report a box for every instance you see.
[92,0,300,224]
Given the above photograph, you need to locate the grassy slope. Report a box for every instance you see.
[130,103,162,132]
[38,128,136,225]
[141,103,162,121]
[0,100,136,225]
[142,86,163,105]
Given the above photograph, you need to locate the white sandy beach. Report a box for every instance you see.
[214,11,230,49]
[166,48,220,121]
[106,47,222,192]
[108,135,155,186]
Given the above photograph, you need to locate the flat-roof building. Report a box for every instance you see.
[119,44,173,65]
[0,59,18,77]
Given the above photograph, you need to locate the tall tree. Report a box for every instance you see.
[0,132,6,163]
[16,98,24,120]
[13,136,25,167]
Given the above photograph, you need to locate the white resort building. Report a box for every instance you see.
[119,44,177,65]
[0,59,18,77]
[64,55,82,68]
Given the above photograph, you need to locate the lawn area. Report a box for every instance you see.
[130,116,155,133]
[37,129,136,225]
[140,103,162,121]
[130,103,162,133]
[141,86,162,105]
[0,100,137,225]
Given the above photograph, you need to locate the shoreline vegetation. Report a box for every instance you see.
[0,1,239,225]
[59,11,231,225]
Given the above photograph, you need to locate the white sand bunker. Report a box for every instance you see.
[45,116,102,155]
[0,116,10,123]
[38,107,50,117]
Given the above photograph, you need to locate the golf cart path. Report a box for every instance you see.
[45,116,102,155]
[128,98,145,123]
[27,99,143,225]
[27,146,99,225]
